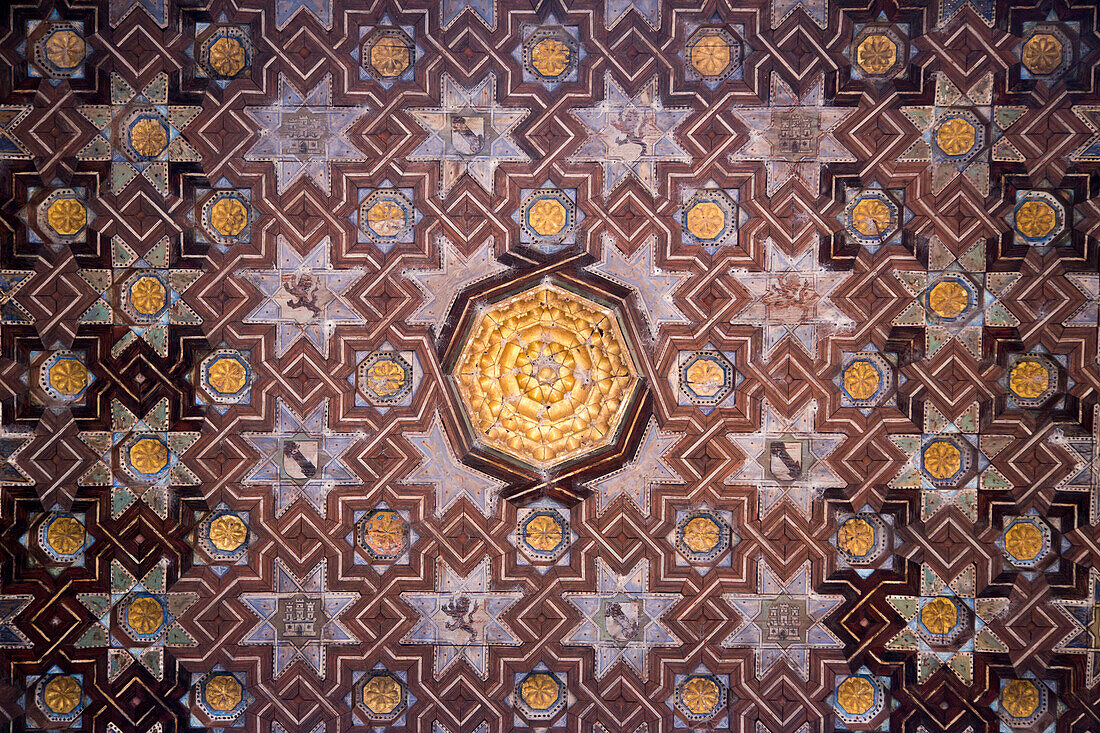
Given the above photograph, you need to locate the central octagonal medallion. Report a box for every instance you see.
[447,277,645,482]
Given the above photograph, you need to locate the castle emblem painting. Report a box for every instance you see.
[3,0,1100,730]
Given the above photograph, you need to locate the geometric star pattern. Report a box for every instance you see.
[728,239,855,359]
[243,73,368,194]
[1,0,1099,731]
[725,399,845,518]
[728,73,857,195]
[241,399,359,518]
[408,73,530,198]
[238,237,366,359]
[562,558,682,681]
[569,76,692,196]
[722,560,844,680]
[239,558,359,680]
[400,558,523,679]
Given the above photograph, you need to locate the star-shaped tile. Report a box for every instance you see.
[725,399,844,519]
[722,560,843,679]
[243,399,359,518]
[240,558,359,679]
[588,417,682,516]
[886,564,1007,684]
[76,559,197,681]
[570,76,691,196]
[244,73,368,194]
[399,411,506,519]
[408,73,530,198]
[401,558,523,679]
[562,558,681,680]
[77,73,201,195]
[77,398,200,519]
[587,235,691,339]
[899,73,1024,195]
[728,74,856,195]
[728,239,854,360]
[891,240,1020,359]
[239,237,366,359]
[886,401,1006,522]
[405,237,508,332]
[78,237,203,358]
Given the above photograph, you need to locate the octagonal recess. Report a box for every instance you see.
[445,275,648,483]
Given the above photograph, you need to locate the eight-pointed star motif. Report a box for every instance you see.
[76,558,198,681]
[728,73,856,195]
[77,398,200,519]
[898,72,1024,195]
[588,416,682,516]
[401,558,523,679]
[244,73,369,194]
[587,235,691,340]
[886,401,997,522]
[885,563,1008,685]
[76,72,201,195]
[569,76,692,196]
[562,558,682,681]
[78,236,202,358]
[728,239,854,360]
[240,558,360,680]
[722,560,843,680]
[890,241,1021,360]
[242,399,360,518]
[399,411,506,519]
[405,236,508,332]
[3,14,1089,733]
[724,399,844,519]
[408,73,530,198]
[239,237,366,359]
